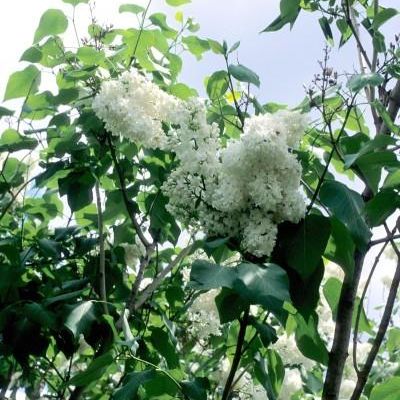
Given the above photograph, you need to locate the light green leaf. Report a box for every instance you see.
[228,64,260,87]
[182,36,210,59]
[119,4,145,14]
[0,129,38,152]
[347,73,384,93]
[63,0,89,5]
[4,65,41,101]
[34,9,68,43]
[373,8,398,30]
[166,0,191,6]
[206,70,229,100]
[370,377,400,400]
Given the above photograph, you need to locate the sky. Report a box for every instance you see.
[0,0,399,318]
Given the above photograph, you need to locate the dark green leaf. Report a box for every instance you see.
[150,327,179,369]
[319,181,371,250]
[319,17,333,45]
[215,288,248,323]
[324,217,355,276]
[365,189,400,227]
[69,351,114,386]
[284,214,331,280]
[114,370,155,400]
[64,301,98,338]
[190,261,290,317]
[181,378,208,400]
[228,64,260,87]
[249,316,278,347]
[0,106,14,118]
[295,313,329,365]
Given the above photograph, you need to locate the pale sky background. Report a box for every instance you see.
[0,0,399,321]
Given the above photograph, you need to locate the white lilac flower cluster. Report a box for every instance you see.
[163,106,307,257]
[187,289,222,340]
[92,70,181,149]
[93,69,307,257]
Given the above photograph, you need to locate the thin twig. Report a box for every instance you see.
[221,307,250,400]
[95,182,109,315]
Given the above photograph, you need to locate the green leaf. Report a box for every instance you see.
[20,47,43,63]
[63,0,89,5]
[166,0,191,6]
[0,106,14,118]
[114,370,155,400]
[373,8,398,30]
[319,17,333,45]
[69,351,114,386]
[23,303,57,329]
[284,214,331,280]
[228,64,260,87]
[0,129,38,152]
[262,0,301,32]
[295,313,329,365]
[324,217,355,276]
[364,189,400,227]
[370,377,400,400]
[319,181,371,250]
[64,301,98,338]
[206,70,229,100]
[228,41,240,54]
[190,261,290,317]
[119,4,145,14]
[383,170,400,189]
[215,288,248,323]
[59,170,96,212]
[182,36,210,60]
[387,328,400,353]
[150,327,179,369]
[181,378,208,400]
[169,83,197,100]
[347,73,384,92]
[38,238,62,259]
[249,316,278,347]
[373,100,400,135]
[208,39,225,54]
[4,65,41,101]
[77,46,104,65]
[34,9,68,43]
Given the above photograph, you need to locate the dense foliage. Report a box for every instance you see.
[0,0,399,399]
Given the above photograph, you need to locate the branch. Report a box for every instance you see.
[343,0,372,70]
[221,307,250,400]
[106,133,152,250]
[95,182,109,315]
[350,257,400,400]
[322,249,368,400]
[133,243,194,310]
[379,80,400,136]
[370,233,400,246]
[352,238,390,372]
